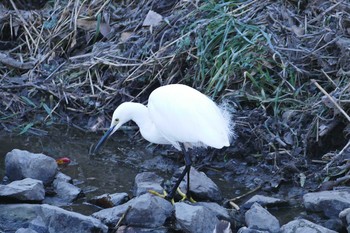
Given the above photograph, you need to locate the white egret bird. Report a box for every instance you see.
[93,84,233,201]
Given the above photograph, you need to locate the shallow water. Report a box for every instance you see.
[0,126,239,215]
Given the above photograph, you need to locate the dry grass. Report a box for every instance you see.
[1,0,350,172]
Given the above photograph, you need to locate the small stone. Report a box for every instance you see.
[242,195,287,209]
[53,178,81,202]
[89,192,129,208]
[0,178,45,202]
[133,172,164,197]
[213,220,232,233]
[303,190,350,218]
[54,172,72,183]
[280,219,337,233]
[5,149,57,185]
[245,203,280,233]
[175,202,218,233]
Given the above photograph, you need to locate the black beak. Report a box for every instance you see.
[93,125,116,154]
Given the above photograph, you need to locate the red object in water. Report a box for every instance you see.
[56,157,71,165]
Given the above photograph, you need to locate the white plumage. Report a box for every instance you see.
[94,84,234,200]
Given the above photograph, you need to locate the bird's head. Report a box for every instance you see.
[93,103,132,154]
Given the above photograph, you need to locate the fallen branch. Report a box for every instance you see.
[0,52,35,70]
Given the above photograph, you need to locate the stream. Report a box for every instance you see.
[0,126,243,216]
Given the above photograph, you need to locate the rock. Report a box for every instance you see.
[5,149,57,185]
[92,193,173,228]
[54,172,72,183]
[280,219,337,233]
[237,227,269,233]
[44,173,82,205]
[16,228,38,233]
[0,203,108,233]
[116,225,168,233]
[0,178,45,202]
[213,220,232,233]
[133,172,164,197]
[242,195,287,209]
[245,203,280,233]
[175,166,222,202]
[303,190,350,218]
[194,202,231,220]
[52,177,82,202]
[174,202,218,233]
[323,218,344,232]
[89,192,129,208]
[339,208,350,232]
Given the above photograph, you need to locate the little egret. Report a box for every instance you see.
[93,84,233,201]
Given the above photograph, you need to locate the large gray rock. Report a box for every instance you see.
[245,203,280,233]
[238,227,269,233]
[115,226,168,233]
[194,202,231,220]
[0,178,45,202]
[174,202,218,233]
[92,193,173,228]
[339,208,350,232]
[0,204,108,233]
[280,219,337,233]
[133,172,164,197]
[242,195,287,209]
[15,228,38,233]
[303,190,350,218]
[5,149,58,185]
[176,166,222,202]
[89,192,129,208]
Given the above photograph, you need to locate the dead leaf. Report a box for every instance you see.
[120,32,133,43]
[143,10,163,27]
[77,19,97,31]
[100,23,111,38]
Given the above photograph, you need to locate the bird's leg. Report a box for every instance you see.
[166,144,192,201]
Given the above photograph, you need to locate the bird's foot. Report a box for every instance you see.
[176,187,196,203]
[148,190,175,204]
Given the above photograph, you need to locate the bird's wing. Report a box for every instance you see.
[148,85,230,149]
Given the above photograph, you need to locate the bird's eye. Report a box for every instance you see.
[115,118,119,122]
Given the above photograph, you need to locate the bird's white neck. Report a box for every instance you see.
[123,102,170,145]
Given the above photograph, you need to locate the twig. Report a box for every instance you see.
[311,79,350,122]
[0,52,35,70]
[229,185,261,202]
[113,205,132,232]
[323,139,350,171]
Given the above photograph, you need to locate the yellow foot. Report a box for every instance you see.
[176,187,196,203]
[148,190,175,204]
